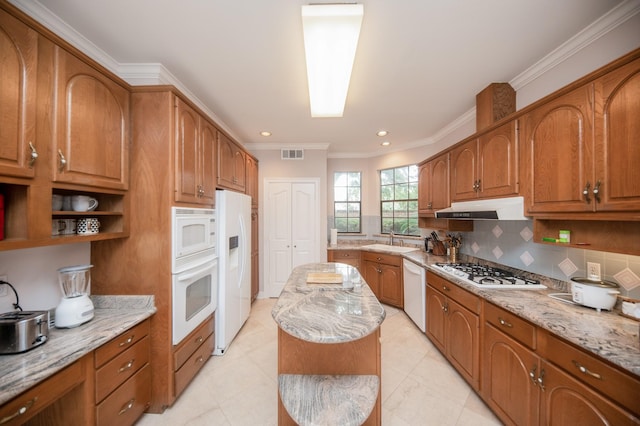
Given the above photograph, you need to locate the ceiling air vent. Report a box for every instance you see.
[281,149,304,160]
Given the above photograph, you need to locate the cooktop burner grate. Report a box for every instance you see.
[433,263,546,289]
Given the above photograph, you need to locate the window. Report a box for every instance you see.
[380,165,419,235]
[334,172,361,233]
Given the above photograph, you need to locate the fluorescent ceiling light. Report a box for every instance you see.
[301,4,363,118]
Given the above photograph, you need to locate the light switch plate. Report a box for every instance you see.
[587,262,601,281]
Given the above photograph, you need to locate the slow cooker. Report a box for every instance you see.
[571,277,620,312]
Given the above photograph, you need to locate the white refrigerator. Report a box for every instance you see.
[214,190,252,355]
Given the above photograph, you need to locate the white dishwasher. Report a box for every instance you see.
[403,259,426,332]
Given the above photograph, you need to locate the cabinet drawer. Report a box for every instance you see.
[174,315,214,370]
[362,251,401,266]
[95,319,150,368]
[427,271,480,314]
[539,330,640,416]
[329,250,361,261]
[174,333,214,397]
[96,336,150,403]
[484,301,536,349]
[96,363,151,426]
[0,359,84,426]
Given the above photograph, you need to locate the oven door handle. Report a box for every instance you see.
[177,263,215,281]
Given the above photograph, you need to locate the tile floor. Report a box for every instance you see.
[137,299,501,425]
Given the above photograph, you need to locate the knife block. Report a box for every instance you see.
[432,241,446,256]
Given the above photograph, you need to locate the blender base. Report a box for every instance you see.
[55,295,94,328]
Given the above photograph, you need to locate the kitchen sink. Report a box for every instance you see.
[361,244,419,254]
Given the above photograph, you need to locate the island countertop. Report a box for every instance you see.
[272,263,385,344]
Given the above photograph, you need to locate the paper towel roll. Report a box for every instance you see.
[330,228,338,246]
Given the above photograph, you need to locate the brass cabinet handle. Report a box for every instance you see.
[427,201,433,209]
[376,268,382,273]
[119,335,134,347]
[0,397,37,424]
[442,285,450,292]
[529,365,538,386]
[537,369,545,390]
[583,182,591,203]
[592,180,601,203]
[196,356,204,363]
[119,359,135,373]
[28,142,38,167]
[442,302,449,313]
[498,317,513,328]
[196,336,203,344]
[572,360,602,380]
[57,149,67,172]
[118,398,135,415]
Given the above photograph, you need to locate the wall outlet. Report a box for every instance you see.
[587,262,601,281]
[0,275,7,297]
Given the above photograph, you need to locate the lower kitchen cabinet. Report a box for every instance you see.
[173,315,214,398]
[425,271,480,390]
[362,251,402,308]
[94,319,151,426]
[482,301,640,426]
[327,249,361,271]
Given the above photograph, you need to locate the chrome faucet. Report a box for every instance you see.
[389,231,394,246]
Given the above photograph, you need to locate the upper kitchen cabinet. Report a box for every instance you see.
[592,56,640,214]
[418,152,449,216]
[217,133,245,192]
[245,154,259,208]
[174,97,216,206]
[520,84,594,215]
[53,47,129,191]
[0,8,39,179]
[450,120,518,202]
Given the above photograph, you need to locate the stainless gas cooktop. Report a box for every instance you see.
[432,263,546,290]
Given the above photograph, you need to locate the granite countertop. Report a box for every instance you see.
[329,241,640,378]
[272,263,385,344]
[0,295,156,406]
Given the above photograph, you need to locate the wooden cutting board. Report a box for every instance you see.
[306,272,343,284]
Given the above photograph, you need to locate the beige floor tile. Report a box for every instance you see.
[138,298,501,426]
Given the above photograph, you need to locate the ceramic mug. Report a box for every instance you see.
[52,219,66,236]
[62,195,72,211]
[52,194,63,211]
[61,219,77,235]
[77,218,100,235]
[71,195,98,212]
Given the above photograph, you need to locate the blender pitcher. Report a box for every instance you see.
[55,264,95,328]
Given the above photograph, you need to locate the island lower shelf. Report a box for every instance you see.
[277,327,381,425]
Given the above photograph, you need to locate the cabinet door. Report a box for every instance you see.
[430,153,450,211]
[0,9,38,178]
[540,361,640,426]
[425,286,446,353]
[362,261,381,299]
[53,47,129,190]
[483,323,540,426]
[450,139,478,201]
[521,85,594,214]
[594,57,640,212]
[478,121,518,198]
[199,120,217,205]
[379,264,402,308]
[174,98,200,204]
[446,299,479,390]
[245,155,259,208]
[217,133,245,191]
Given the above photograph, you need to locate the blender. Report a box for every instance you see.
[55,264,95,328]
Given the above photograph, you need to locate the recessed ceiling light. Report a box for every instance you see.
[260,131,272,137]
[377,130,388,137]
[381,141,391,146]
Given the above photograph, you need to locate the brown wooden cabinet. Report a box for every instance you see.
[217,132,246,192]
[327,249,361,271]
[482,301,640,426]
[245,154,259,208]
[362,251,403,308]
[450,121,518,201]
[173,315,214,398]
[174,97,216,206]
[425,271,480,390]
[418,152,449,216]
[53,47,129,191]
[94,319,151,426]
[0,8,38,179]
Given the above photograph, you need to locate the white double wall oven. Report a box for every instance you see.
[171,207,218,345]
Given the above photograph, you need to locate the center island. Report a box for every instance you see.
[272,262,386,426]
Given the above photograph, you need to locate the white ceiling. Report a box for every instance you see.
[14,0,627,156]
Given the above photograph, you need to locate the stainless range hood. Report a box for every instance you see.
[435,196,528,220]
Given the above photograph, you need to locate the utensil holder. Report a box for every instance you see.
[449,246,458,262]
